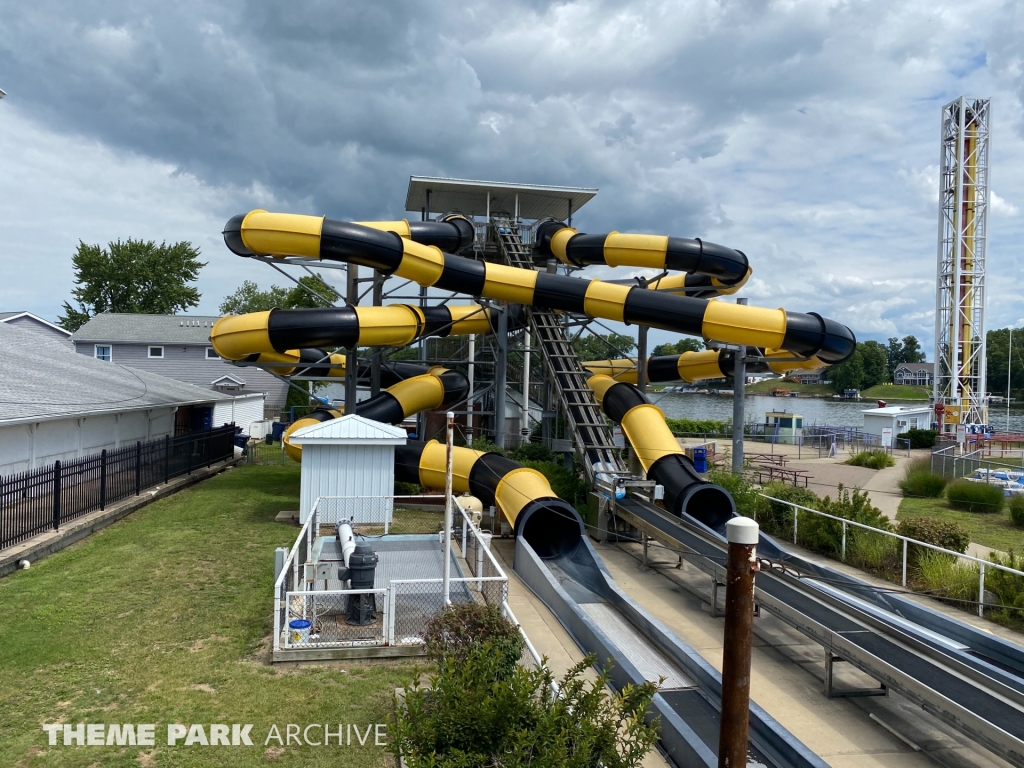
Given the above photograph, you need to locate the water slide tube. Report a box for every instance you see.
[222,211,855,364]
[534,219,752,297]
[395,440,582,558]
[582,349,825,385]
[280,366,470,461]
[588,374,735,531]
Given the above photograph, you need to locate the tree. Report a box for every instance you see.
[218,274,340,315]
[860,340,889,388]
[652,337,703,356]
[219,281,289,314]
[58,239,205,331]
[829,349,865,393]
[571,332,636,362]
[901,335,925,363]
[987,327,1024,400]
[886,337,904,378]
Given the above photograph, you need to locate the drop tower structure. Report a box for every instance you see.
[933,96,991,433]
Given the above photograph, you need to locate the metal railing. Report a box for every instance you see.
[931,444,1024,481]
[273,495,510,653]
[1,424,236,550]
[761,494,1024,616]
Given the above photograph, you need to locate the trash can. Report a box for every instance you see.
[692,446,708,473]
[288,619,311,645]
[271,421,287,443]
[345,543,379,625]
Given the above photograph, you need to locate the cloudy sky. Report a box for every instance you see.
[1,0,1022,354]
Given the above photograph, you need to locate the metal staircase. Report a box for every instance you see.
[491,217,626,484]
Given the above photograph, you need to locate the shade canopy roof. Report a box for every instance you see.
[289,414,407,445]
[405,176,597,221]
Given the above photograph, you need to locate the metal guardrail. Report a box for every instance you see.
[272,495,511,654]
[759,494,1024,617]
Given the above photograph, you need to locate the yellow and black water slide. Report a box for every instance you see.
[219,209,854,540]
[581,348,824,385]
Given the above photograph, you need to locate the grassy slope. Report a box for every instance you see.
[861,384,931,400]
[0,465,411,768]
[744,380,836,396]
[897,496,1024,552]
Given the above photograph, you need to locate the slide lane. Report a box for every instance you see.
[583,349,824,385]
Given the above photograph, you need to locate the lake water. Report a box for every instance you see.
[653,391,1024,432]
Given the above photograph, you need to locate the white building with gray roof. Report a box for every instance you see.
[70,313,289,415]
[0,324,255,474]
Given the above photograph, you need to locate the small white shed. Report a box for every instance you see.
[289,415,407,523]
[861,405,933,441]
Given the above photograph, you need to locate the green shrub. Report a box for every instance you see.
[898,457,948,497]
[511,441,554,463]
[896,428,938,449]
[707,467,764,519]
[849,529,900,574]
[665,417,728,434]
[897,517,970,566]
[946,480,1005,514]
[521,460,589,509]
[845,449,896,469]
[390,651,659,768]
[1010,496,1024,527]
[984,550,1024,630]
[917,550,979,606]
[424,603,524,681]
[394,480,423,495]
[754,482,819,539]
[470,436,506,455]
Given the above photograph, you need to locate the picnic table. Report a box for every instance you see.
[746,452,788,467]
[753,464,810,487]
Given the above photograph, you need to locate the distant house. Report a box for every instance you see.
[0,311,72,347]
[70,313,288,416]
[893,362,934,387]
[0,324,255,474]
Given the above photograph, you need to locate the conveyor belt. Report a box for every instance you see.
[614,495,1024,767]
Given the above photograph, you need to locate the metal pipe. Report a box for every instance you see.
[637,325,648,394]
[495,307,508,449]
[732,298,748,474]
[719,516,759,768]
[345,264,359,413]
[467,333,476,443]
[443,411,454,606]
[371,271,383,396]
[521,330,531,437]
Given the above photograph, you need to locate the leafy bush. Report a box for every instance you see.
[849,530,899,575]
[754,482,819,539]
[707,467,763,520]
[511,441,554,464]
[898,457,947,498]
[984,550,1024,630]
[391,651,660,768]
[394,480,423,495]
[896,428,938,449]
[424,603,524,681]
[917,550,979,606]
[470,436,506,455]
[522,460,589,510]
[845,449,896,469]
[665,417,728,435]
[897,516,970,566]
[1010,495,1024,528]
[946,480,1005,514]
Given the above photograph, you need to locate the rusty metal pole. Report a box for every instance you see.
[718,516,759,768]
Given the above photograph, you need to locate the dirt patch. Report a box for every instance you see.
[264,746,286,759]
[136,749,158,766]
[189,684,216,694]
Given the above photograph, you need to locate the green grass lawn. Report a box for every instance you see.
[861,384,931,400]
[0,464,412,768]
[744,380,836,396]
[897,496,1024,552]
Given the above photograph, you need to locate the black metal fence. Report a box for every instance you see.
[1,425,235,551]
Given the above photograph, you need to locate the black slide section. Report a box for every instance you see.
[267,307,359,350]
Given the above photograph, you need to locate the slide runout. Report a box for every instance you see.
[582,349,825,385]
[222,211,856,365]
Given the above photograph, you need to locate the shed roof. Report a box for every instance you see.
[405,176,597,221]
[0,324,231,426]
[71,313,221,344]
[289,414,407,445]
[861,405,933,416]
[0,311,72,336]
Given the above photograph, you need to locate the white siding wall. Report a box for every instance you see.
[0,407,177,475]
[213,394,266,432]
[299,444,395,523]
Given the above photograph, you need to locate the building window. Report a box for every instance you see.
[94,345,112,362]
[910,417,919,430]
[148,346,164,359]
[206,347,220,360]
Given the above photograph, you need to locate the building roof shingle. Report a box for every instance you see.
[0,324,230,425]
[70,313,221,344]
[894,362,934,373]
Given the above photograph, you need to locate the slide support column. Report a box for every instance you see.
[495,305,509,449]
[731,298,747,474]
[371,271,384,397]
[345,265,359,413]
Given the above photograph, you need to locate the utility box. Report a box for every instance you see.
[289,414,407,523]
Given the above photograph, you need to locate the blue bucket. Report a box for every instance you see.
[288,619,312,645]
